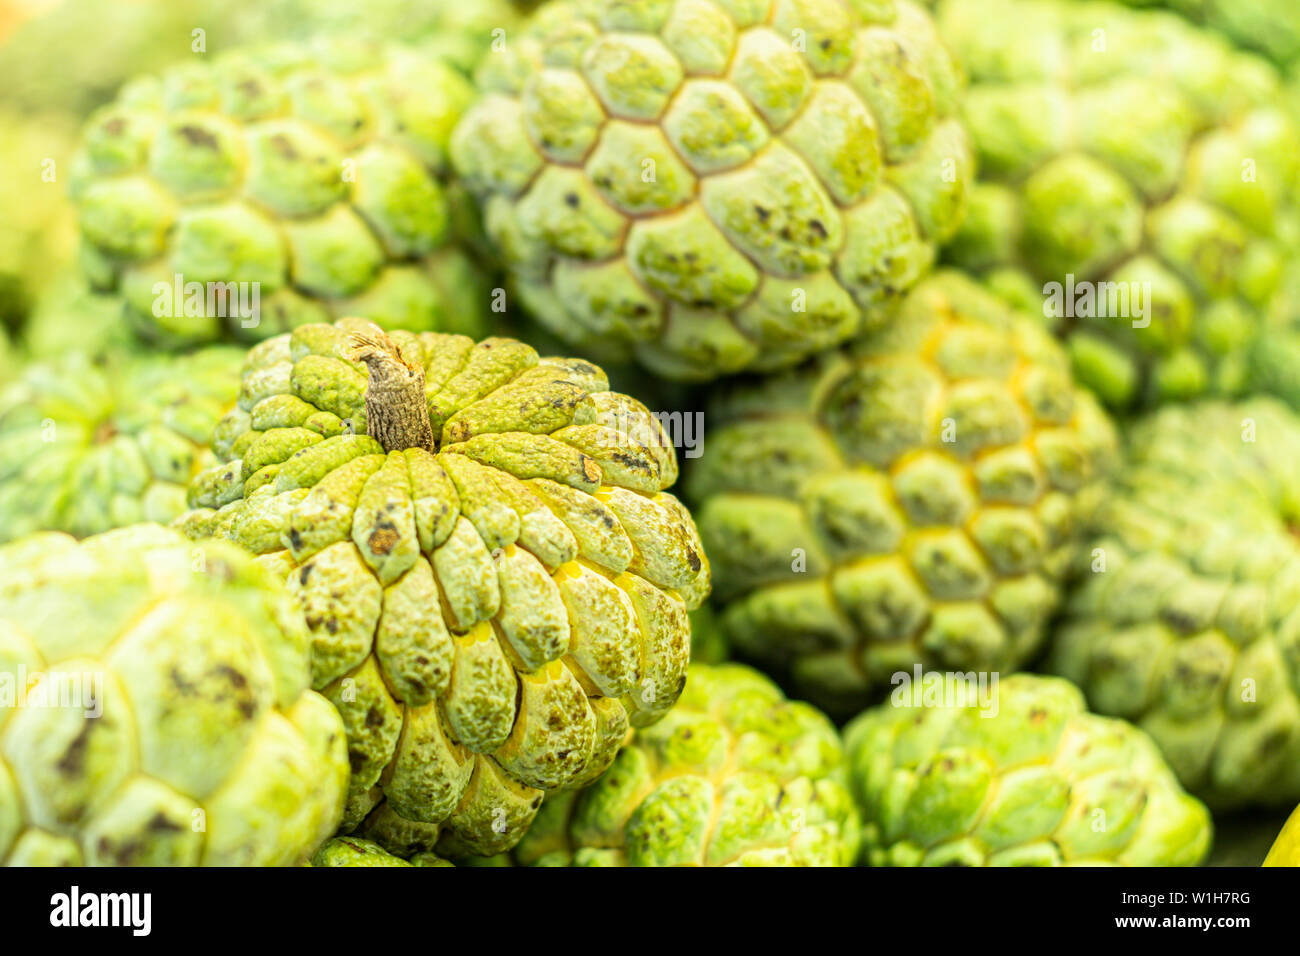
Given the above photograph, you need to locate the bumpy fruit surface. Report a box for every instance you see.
[513,663,859,866]
[177,319,709,856]
[845,673,1212,866]
[1110,0,1300,71]
[453,0,972,380]
[935,0,1300,409]
[686,271,1117,715]
[70,39,491,346]
[310,836,452,867]
[0,525,348,866]
[1049,398,1300,808]
[0,347,242,543]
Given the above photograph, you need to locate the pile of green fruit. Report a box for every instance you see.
[3,0,1300,870]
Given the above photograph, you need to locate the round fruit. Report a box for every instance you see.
[0,346,242,544]
[1049,398,1300,808]
[935,0,1300,409]
[513,663,860,866]
[845,673,1212,866]
[70,39,493,346]
[686,271,1117,715]
[0,524,348,866]
[310,836,452,867]
[176,319,710,857]
[453,0,972,380]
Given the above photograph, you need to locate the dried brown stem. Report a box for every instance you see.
[346,325,434,453]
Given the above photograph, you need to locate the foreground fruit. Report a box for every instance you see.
[686,271,1117,715]
[71,39,492,346]
[177,319,709,856]
[453,0,971,380]
[1049,398,1300,808]
[0,525,348,865]
[0,346,242,544]
[513,663,859,866]
[310,836,452,867]
[935,0,1300,409]
[845,673,1212,866]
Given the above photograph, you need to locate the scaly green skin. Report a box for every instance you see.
[845,674,1212,866]
[310,836,453,867]
[0,346,242,543]
[685,271,1118,716]
[70,39,493,347]
[452,0,972,381]
[935,0,1300,410]
[1109,0,1300,72]
[0,525,348,866]
[1049,398,1300,809]
[176,318,710,857]
[514,663,859,866]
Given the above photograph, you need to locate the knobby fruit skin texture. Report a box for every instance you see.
[686,271,1118,717]
[512,663,860,866]
[1049,398,1300,809]
[845,674,1212,866]
[309,836,453,867]
[453,0,972,381]
[933,0,1300,410]
[1108,0,1300,73]
[0,347,243,544]
[176,319,710,857]
[0,525,348,866]
[70,39,493,347]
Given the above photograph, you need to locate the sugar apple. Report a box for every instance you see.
[0,524,349,866]
[1048,397,1300,808]
[70,39,493,346]
[512,663,860,866]
[176,319,710,857]
[934,0,1300,409]
[845,673,1212,866]
[0,346,242,544]
[1108,0,1300,73]
[310,836,453,867]
[685,271,1118,715]
[452,0,972,380]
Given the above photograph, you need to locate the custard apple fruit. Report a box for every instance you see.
[0,346,242,544]
[176,319,710,857]
[0,524,348,866]
[71,39,493,346]
[1049,398,1300,808]
[310,836,453,867]
[686,271,1118,715]
[452,0,972,380]
[934,0,1300,409]
[845,673,1212,866]
[513,663,860,866]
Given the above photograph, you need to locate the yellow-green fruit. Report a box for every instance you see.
[310,836,452,867]
[686,271,1118,715]
[70,39,493,346]
[0,525,349,866]
[935,0,1300,409]
[513,663,860,866]
[1049,398,1300,808]
[453,0,972,381]
[1265,806,1300,866]
[176,319,710,857]
[845,674,1212,866]
[0,346,242,544]
[1109,0,1300,72]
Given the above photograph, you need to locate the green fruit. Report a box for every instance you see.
[935,0,1300,409]
[0,346,242,543]
[1265,806,1300,866]
[845,673,1212,866]
[70,39,493,346]
[513,663,860,866]
[20,276,135,362]
[0,524,348,866]
[176,319,710,857]
[452,0,972,381]
[686,271,1118,715]
[1048,398,1300,808]
[1110,0,1300,72]
[0,109,79,338]
[310,836,452,867]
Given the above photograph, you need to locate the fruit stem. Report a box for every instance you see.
[346,325,434,453]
